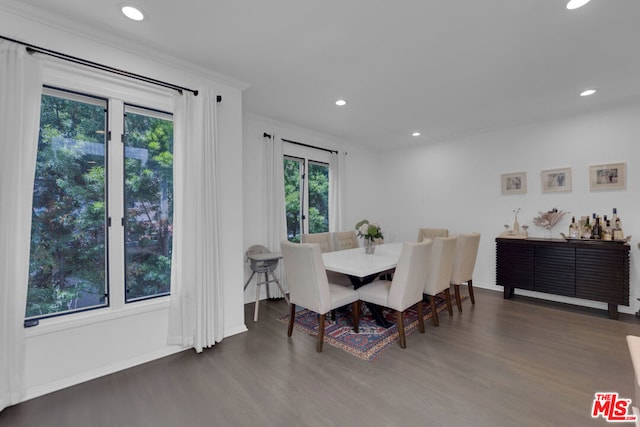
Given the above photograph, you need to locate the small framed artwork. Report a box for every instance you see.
[501,171,527,195]
[541,167,572,193]
[589,162,626,191]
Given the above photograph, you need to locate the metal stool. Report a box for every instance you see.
[243,245,289,322]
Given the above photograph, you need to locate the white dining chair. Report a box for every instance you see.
[450,233,481,312]
[332,230,359,251]
[626,335,640,427]
[417,227,449,242]
[280,240,360,352]
[423,236,457,326]
[356,241,433,349]
[301,232,334,253]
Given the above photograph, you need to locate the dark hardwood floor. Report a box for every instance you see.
[2,288,639,427]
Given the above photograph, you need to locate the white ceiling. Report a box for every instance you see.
[2,0,640,151]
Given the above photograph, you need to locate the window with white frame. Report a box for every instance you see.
[123,105,173,302]
[283,149,330,242]
[26,82,174,320]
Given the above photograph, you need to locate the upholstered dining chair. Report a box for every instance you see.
[450,233,481,312]
[625,335,640,427]
[417,227,449,242]
[332,230,359,251]
[357,240,433,349]
[301,232,334,253]
[280,240,360,352]
[423,236,457,326]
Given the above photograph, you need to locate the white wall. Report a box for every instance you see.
[378,103,640,314]
[1,10,247,400]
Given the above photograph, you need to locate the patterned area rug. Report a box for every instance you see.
[278,297,455,361]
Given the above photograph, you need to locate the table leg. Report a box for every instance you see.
[348,274,394,328]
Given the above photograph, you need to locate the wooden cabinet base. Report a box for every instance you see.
[496,237,629,319]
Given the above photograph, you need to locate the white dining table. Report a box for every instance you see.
[322,242,404,328]
[322,242,403,279]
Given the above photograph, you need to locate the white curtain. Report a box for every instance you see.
[167,88,224,353]
[265,133,287,295]
[329,151,346,232]
[266,134,287,249]
[0,41,42,412]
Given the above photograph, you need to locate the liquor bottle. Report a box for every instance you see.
[579,216,587,238]
[591,216,602,240]
[613,208,623,232]
[582,216,592,239]
[568,216,579,239]
[602,220,613,241]
[613,218,624,241]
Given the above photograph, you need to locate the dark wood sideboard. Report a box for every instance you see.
[496,237,630,319]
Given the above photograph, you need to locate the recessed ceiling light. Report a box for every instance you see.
[580,88,597,97]
[412,132,421,137]
[566,0,591,10]
[335,99,347,106]
[122,5,145,21]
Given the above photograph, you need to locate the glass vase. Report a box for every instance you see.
[364,239,376,254]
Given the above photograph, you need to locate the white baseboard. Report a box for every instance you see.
[225,324,248,337]
[22,345,188,402]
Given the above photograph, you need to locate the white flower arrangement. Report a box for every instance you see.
[355,219,383,242]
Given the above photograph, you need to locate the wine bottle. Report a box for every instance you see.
[579,216,587,238]
[614,208,623,232]
[591,216,602,240]
[613,218,624,241]
[603,220,613,241]
[583,216,592,239]
[569,216,579,239]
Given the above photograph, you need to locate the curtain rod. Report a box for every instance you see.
[263,132,338,154]
[1,35,206,98]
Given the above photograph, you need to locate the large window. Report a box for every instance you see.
[284,156,329,242]
[124,106,173,302]
[26,87,173,320]
[26,89,108,319]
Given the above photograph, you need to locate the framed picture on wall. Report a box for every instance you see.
[541,167,572,193]
[501,171,527,195]
[589,162,626,191]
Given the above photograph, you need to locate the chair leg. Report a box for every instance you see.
[243,271,256,291]
[417,301,425,333]
[287,303,296,336]
[351,301,360,333]
[454,284,463,312]
[468,279,475,304]
[397,310,406,349]
[264,273,271,299]
[317,314,326,352]
[443,289,453,316]
[254,278,261,322]
[270,272,290,304]
[429,295,439,327]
